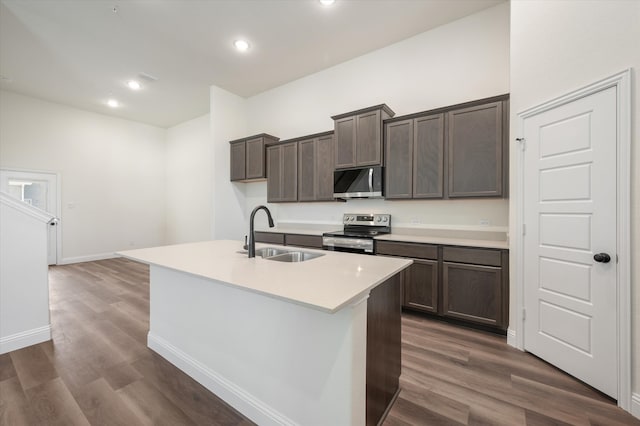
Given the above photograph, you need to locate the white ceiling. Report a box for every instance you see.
[0,0,504,128]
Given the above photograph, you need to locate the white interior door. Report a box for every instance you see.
[522,86,617,398]
[0,170,59,265]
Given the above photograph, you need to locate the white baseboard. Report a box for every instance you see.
[59,252,117,265]
[147,333,297,426]
[506,328,517,348]
[0,325,51,355]
[631,393,640,419]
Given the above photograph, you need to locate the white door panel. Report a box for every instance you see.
[523,86,617,398]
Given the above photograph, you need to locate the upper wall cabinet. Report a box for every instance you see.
[384,95,508,200]
[267,141,298,203]
[229,134,279,182]
[332,104,395,169]
[298,131,334,202]
[385,114,444,199]
[447,100,508,198]
[267,131,335,203]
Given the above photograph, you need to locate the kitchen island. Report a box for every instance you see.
[118,240,411,426]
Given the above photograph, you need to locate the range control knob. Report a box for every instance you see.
[376,217,382,222]
[383,216,388,222]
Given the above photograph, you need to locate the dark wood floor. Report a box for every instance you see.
[0,258,637,425]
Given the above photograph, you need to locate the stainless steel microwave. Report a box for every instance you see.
[333,166,384,199]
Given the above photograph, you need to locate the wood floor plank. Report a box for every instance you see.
[525,409,574,426]
[25,377,90,425]
[131,352,249,425]
[10,344,59,390]
[397,378,469,424]
[75,378,144,426]
[101,361,144,391]
[0,353,17,381]
[389,396,466,425]
[0,376,37,425]
[117,379,196,426]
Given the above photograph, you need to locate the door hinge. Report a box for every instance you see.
[516,137,526,151]
[522,308,526,321]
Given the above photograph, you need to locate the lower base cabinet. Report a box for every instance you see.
[442,262,502,327]
[377,240,508,332]
[403,259,438,314]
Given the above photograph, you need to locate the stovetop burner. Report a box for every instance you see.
[322,213,391,239]
[321,213,391,254]
[323,229,387,238]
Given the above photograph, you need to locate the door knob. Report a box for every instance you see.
[593,253,611,263]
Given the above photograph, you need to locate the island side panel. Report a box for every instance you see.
[147,264,367,426]
[366,272,402,426]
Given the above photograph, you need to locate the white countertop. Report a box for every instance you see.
[375,233,509,250]
[117,240,411,314]
[257,226,509,250]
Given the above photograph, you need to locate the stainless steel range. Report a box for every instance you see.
[322,213,391,254]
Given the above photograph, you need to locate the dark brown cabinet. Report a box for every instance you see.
[332,104,394,169]
[284,234,323,249]
[253,231,285,245]
[403,259,439,314]
[385,114,444,199]
[377,240,508,332]
[254,232,322,249]
[442,262,502,327]
[297,132,334,201]
[384,95,508,200]
[266,141,298,202]
[376,241,439,314]
[447,100,507,197]
[441,246,508,329]
[229,134,279,182]
[230,141,246,181]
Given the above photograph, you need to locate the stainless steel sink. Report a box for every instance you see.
[255,247,290,258]
[265,251,325,263]
[247,247,324,262]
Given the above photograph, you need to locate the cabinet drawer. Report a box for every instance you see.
[376,241,437,260]
[254,232,285,245]
[443,246,501,267]
[285,234,323,249]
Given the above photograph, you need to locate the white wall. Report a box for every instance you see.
[210,86,248,241]
[238,2,510,232]
[165,114,212,244]
[0,91,167,263]
[509,0,640,406]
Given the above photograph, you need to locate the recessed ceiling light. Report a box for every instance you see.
[127,80,141,90]
[107,99,119,108]
[234,39,250,52]
[319,0,335,6]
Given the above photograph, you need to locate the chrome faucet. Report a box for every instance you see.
[248,205,275,258]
